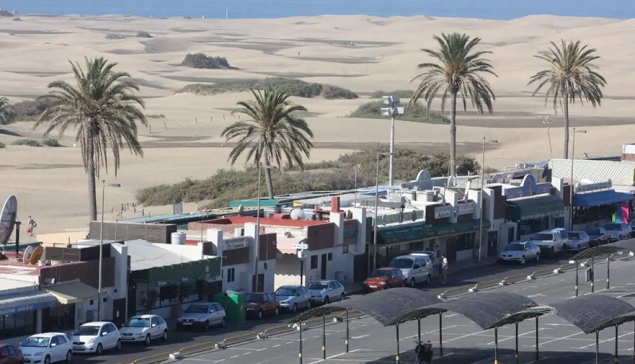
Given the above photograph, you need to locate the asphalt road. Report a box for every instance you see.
[175,253,635,364]
[73,239,635,364]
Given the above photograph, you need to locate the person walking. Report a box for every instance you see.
[27,216,37,236]
[441,254,448,284]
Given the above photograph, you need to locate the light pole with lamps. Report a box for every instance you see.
[371,152,391,273]
[569,128,587,230]
[254,164,276,292]
[98,180,121,321]
[381,96,404,186]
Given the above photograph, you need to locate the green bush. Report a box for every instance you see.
[181,53,231,69]
[106,34,125,40]
[136,31,152,38]
[12,97,55,121]
[145,113,165,119]
[42,138,62,147]
[370,90,415,99]
[0,142,5,148]
[12,139,41,147]
[321,85,358,100]
[349,101,449,124]
[135,146,480,207]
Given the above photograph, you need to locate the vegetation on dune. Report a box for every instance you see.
[177,77,358,99]
[105,34,125,40]
[135,146,481,207]
[136,31,152,38]
[181,53,232,69]
[12,139,42,147]
[370,90,415,99]
[349,101,449,124]
[0,142,5,148]
[0,97,15,125]
[529,39,606,159]
[10,97,56,121]
[42,137,62,147]
[145,113,165,119]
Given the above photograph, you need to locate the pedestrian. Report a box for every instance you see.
[27,216,37,236]
[441,254,448,284]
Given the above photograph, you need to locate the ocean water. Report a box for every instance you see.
[0,0,633,20]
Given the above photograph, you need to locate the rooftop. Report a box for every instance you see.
[199,216,328,228]
[122,239,197,271]
[120,207,258,225]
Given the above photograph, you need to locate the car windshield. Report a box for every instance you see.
[124,317,150,328]
[605,223,621,230]
[74,326,100,336]
[185,304,209,313]
[245,294,263,302]
[275,288,297,296]
[568,232,581,239]
[585,228,601,235]
[534,233,553,240]
[21,337,50,347]
[307,282,328,290]
[388,258,413,269]
[370,270,392,278]
[505,244,524,251]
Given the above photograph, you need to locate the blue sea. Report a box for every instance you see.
[0,0,633,20]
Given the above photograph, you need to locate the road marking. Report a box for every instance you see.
[527,294,545,298]
[256,348,267,352]
[286,341,294,344]
[399,325,461,341]
[576,331,634,349]
[243,352,251,355]
[617,291,635,298]
[272,344,281,348]
[307,349,362,364]
[230,355,239,359]
[485,328,547,345]
[532,331,583,345]
[544,323,575,327]
[351,334,369,339]
[444,314,457,318]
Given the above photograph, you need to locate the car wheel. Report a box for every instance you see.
[96,343,103,355]
[258,310,263,320]
[410,278,416,287]
[426,274,432,285]
[44,355,51,364]
[275,307,279,316]
[340,293,345,301]
[116,339,122,351]
[535,254,540,262]
[520,256,526,265]
[162,330,168,341]
[400,280,405,287]
[292,303,298,313]
[324,296,330,305]
[144,334,151,346]
[65,350,72,363]
[220,317,226,328]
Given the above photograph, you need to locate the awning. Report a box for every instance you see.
[434,219,492,238]
[44,281,99,305]
[376,220,491,245]
[574,190,635,207]
[506,194,564,221]
[0,290,57,316]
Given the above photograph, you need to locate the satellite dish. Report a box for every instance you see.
[0,195,18,245]
[30,246,43,265]
[290,208,306,220]
[23,245,34,264]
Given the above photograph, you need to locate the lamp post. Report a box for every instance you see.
[478,138,497,262]
[569,128,587,230]
[371,152,391,272]
[254,165,276,292]
[569,259,579,297]
[381,96,404,186]
[98,180,120,321]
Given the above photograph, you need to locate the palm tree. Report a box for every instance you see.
[528,40,606,159]
[221,87,314,198]
[411,33,497,179]
[0,97,14,126]
[34,57,147,222]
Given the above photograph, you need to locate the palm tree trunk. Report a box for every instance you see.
[449,91,458,178]
[87,141,98,222]
[264,167,275,199]
[563,98,570,159]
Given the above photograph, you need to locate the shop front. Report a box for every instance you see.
[572,181,634,227]
[0,288,57,339]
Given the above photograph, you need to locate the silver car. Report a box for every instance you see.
[176,302,226,330]
[275,285,311,313]
[498,241,540,265]
[307,280,345,305]
[604,222,632,241]
[567,231,590,252]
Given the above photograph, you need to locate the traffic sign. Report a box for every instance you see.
[292,243,308,250]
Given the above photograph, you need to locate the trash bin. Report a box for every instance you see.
[585,268,594,282]
[214,291,245,325]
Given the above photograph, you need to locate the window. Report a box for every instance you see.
[455,233,475,251]
[7,346,16,356]
[0,347,9,358]
[519,217,549,236]
[156,317,166,325]
[50,337,59,346]
[227,268,235,283]
[342,245,349,254]
[310,255,318,269]
[327,253,332,261]
[151,317,159,326]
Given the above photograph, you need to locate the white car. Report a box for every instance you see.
[604,222,632,241]
[71,322,122,355]
[20,332,73,364]
[120,314,169,345]
[388,254,434,287]
[307,280,346,305]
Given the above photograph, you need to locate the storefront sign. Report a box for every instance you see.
[504,175,552,199]
[223,236,252,251]
[343,220,358,244]
[434,205,453,219]
[575,180,612,193]
[376,210,423,225]
[0,301,53,316]
[457,201,476,215]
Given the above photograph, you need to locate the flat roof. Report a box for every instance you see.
[0,264,39,277]
[123,240,197,271]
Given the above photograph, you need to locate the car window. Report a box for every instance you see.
[108,324,117,332]
[388,258,414,269]
[156,316,166,325]
[151,317,160,326]
[270,294,277,301]
[101,325,111,335]
[50,337,59,346]
[1,347,9,357]
[7,346,16,356]
[328,282,335,290]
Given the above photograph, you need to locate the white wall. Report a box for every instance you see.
[222,262,250,292]
[154,243,203,260]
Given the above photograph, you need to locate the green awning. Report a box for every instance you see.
[506,194,564,221]
[376,219,491,246]
[434,219,491,238]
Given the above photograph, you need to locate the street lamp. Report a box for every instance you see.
[254,164,276,292]
[381,96,404,186]
[371,152,391,273]
[569,259,579,297]
[478,138,498,262]
[98,180,121,321]
[569,128,587,230]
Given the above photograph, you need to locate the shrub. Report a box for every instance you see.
[135,146,479,207]
[370,90,415,99]
[181,53,231,69]
[255,78,322,98]
[12,17,21,21]
[12,139,41,147]
[42,138,62,147]
[0,142,5,148]
[145,113,165,119]
[136,31,152,38]
[105,34,125,40]
[321,85,358,100]
[12,97,55,121]
[349,101,449,124]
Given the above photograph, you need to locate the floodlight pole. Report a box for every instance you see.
[298,320,303,364]
[575,261,579,297]
[389,112,395,187]
[395,323,400,364]
[591,255,595,293]
[322,315,326,359]
[479,137,485,261]
[254,166,262,292]
[98,180,120,321]
[569,128,587,230]
[439,313,443,357]
[607,256,611,290]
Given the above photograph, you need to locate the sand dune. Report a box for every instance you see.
[0,14,633,233]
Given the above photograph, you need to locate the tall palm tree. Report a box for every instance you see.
[528,40,606,159]
[34,57,147,222]
[221,87,314,198]
[0,97,14,126]
[411,33,497,179]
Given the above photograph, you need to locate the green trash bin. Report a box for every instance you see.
[214,290,245,325]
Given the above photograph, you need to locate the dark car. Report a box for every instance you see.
[0,344,23,364]
[244,293,279,319]
[584,227,611,246]
[363,268,405,292]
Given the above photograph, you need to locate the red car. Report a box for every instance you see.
[363,268,406,292]
[0,344,23,364]
[244,292,280,319]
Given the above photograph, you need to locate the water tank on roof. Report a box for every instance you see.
[290,208,306,220]
[171,232,186,245]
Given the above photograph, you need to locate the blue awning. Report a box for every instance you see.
[0,290,57,316]
[574,190,634,207]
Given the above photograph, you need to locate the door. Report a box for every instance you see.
[212,303,223,324]
[112,298,126,328]
[51,336,64,362]
[353,254,367,282]
[150,317,161,339]
[487,231,498,257]
[127,282,137,318]
[255,274,265,293]
[320,254,327,280]
[101,325,114,350]
[7,346,18,364]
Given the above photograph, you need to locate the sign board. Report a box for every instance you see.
[292,243,308,250]
[297,250,306,259]
[223,236,252,251]
[172,202,183,215]
[575,180,612,193]
[434,205,453,219]
[504,175,552,199]
[457,201,476,215]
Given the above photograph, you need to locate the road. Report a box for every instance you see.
[173,253,635,364]
[73,239,635,364]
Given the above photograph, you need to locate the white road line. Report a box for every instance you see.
[307,349,362,364]
[485,328,547,345]
[532,331,584,346]
[576,331,633,349]
[527,294,545,298]
[617,291,635,298]
[431,353,455,361]
[230,355,239,359]
[286,342,294,345]
[256,348,267,352]
[444,314,457,318]
[398,325,461,341]
[243,352,251,355]
[351,334,369,339]
[272,344,281,348]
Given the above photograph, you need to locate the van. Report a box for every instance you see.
[388,254,434,287]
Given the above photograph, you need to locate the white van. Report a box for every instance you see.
[388,254,434,287]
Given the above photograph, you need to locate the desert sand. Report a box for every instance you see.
[0,14,633,234]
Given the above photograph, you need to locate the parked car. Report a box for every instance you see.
[567,231,590,252]
[71,322,121,355]
[604,222,632,241]
[410,250,437,261]
[388,254,434,287]
[177,302,226,330]
[20,333,73,364]
[245,293,279,319]
[497,241,541,265]
[551,228,571,249]
[584,227,610,246]
[307,280,346,305]
[630,219,635,238]
[275,285,311,312]
[532,230,567,257]
[0,344,23,364]
[363,268,406,292]
[120,314,168,345]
